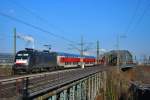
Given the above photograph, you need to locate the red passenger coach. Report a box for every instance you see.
[60,57,95,63]
[56,52,96,67]
[83,58,96,63]
[60,57,80,63]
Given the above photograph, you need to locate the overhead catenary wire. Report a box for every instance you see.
[5,0,98,55]
[0,12,75,44]
[125,0,150,34]
[5,0,82,52]
[8,0,72,41]
[3,0,99,55]
[124,0,141,34]
[131,0,150,32]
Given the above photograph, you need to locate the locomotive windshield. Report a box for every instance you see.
[15,51,31,60]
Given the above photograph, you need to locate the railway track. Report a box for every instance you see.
[0,65,109,99]
[0,68,77,81]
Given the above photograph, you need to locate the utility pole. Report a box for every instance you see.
[116,35,120,73]
[149,56,150,64]
[81,36,84,68]
[134,55,137,64]
[13,28,16,60]
[116,34,126,68]
[68,35,92,68]
[97,40,99,64]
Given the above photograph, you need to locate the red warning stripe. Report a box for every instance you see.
[60,57,95,63]
[60,57,80,63]
[83,58,96,62]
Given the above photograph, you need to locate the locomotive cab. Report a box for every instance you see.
[13,49,33,74]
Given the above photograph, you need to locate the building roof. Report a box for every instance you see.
[103,50,132,56]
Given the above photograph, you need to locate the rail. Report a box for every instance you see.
[0,66,107,99]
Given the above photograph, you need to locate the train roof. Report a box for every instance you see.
[51,52,95,58]
[17,49,95,58]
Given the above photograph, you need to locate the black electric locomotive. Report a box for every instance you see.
[13,48,56,74]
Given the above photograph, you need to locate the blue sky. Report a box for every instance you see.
[0,0,150,58]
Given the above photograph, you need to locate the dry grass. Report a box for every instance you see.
[122,66,150,84]
[104,65,150,100]
[96,94,103,100]
[0,65,12,76]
